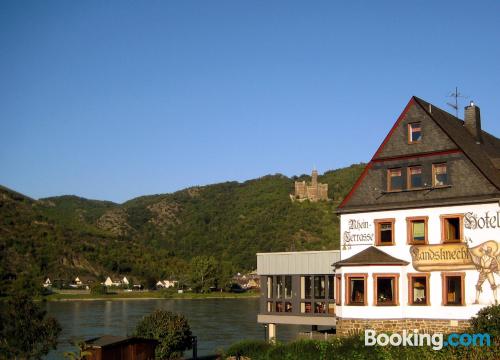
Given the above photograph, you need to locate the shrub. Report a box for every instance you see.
[226,340,273,360]
[224,335,465,360]
[329,335,390,360]
[134,310,192,359]
[90,283,108,295]
[159,288,177,298]
[225,340,272,360]
[268,339,336,360]
[470,304,500,340]
[41,286,54,296]
[225,316,500,360]
[63,340,92,360]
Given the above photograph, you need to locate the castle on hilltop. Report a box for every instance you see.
[290,169,329,202]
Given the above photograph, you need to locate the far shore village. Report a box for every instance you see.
[42,272,260,292]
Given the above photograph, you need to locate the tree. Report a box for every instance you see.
[217,260,236,290]
[8,271,40,298]
[470,304,500,340]
[145,275,157,290]
[134,310,192,360]
[189,256,219,293]
[0,294,61,359]
[63,340,91,360]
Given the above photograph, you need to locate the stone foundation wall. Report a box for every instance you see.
[336,318,470,337]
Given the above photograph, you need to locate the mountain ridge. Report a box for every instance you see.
[0,163,365,293]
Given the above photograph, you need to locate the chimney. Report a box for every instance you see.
[464,101,482,143]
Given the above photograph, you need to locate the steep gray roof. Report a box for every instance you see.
[413,97,500,190]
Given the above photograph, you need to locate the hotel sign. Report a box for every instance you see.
[464,211,500,229]
[410,244,475,271]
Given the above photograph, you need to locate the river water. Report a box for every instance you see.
[44,298,308,359]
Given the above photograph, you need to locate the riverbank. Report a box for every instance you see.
[43,290,260,301]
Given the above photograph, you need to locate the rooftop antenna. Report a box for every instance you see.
[447,87,468,118]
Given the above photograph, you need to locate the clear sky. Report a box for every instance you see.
[1,1,499,203]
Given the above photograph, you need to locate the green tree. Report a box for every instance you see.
[63,340,91,360]
[471,304,500,342]
[189,255,219,293]
[134,310,192,360]
[217,260,236,290]
[144,275,157,290]
[9,271,40,298]
[0,294,61,359]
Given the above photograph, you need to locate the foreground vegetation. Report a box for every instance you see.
[135,310,193,359]
[224,337,498,360]
[0,293,61,359]
[223,306,500,360]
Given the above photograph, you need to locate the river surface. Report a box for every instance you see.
[44,298,308,359]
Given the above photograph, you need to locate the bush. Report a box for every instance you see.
[225,306,500,360]
[224,334,500,360]
[225,340,272,360]
[224,338,350,360]
[281,339,325,360]
[159,288,177,298]
[90,283,107,295]
[470,304,500,340]
[41,286,54,296]
[465,305,500,360]
[134,310,192,359]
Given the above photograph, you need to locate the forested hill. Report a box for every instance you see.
[0,163,365,290]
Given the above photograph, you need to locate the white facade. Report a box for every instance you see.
[103,276,122,287]
[156,280,178,288]
[164,280,178,288]
[337,201,500,320]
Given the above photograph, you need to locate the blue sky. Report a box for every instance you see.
[1,1,499,203]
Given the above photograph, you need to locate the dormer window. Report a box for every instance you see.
[433,163,448,187]
[408,122,422,143]
[387,168,403,191]
[408,166,423,189]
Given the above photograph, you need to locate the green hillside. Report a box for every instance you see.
[0,163,365,293]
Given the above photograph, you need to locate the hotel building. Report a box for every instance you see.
[257,96,500,339]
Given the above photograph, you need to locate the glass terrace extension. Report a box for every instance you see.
[265,275,336,316]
